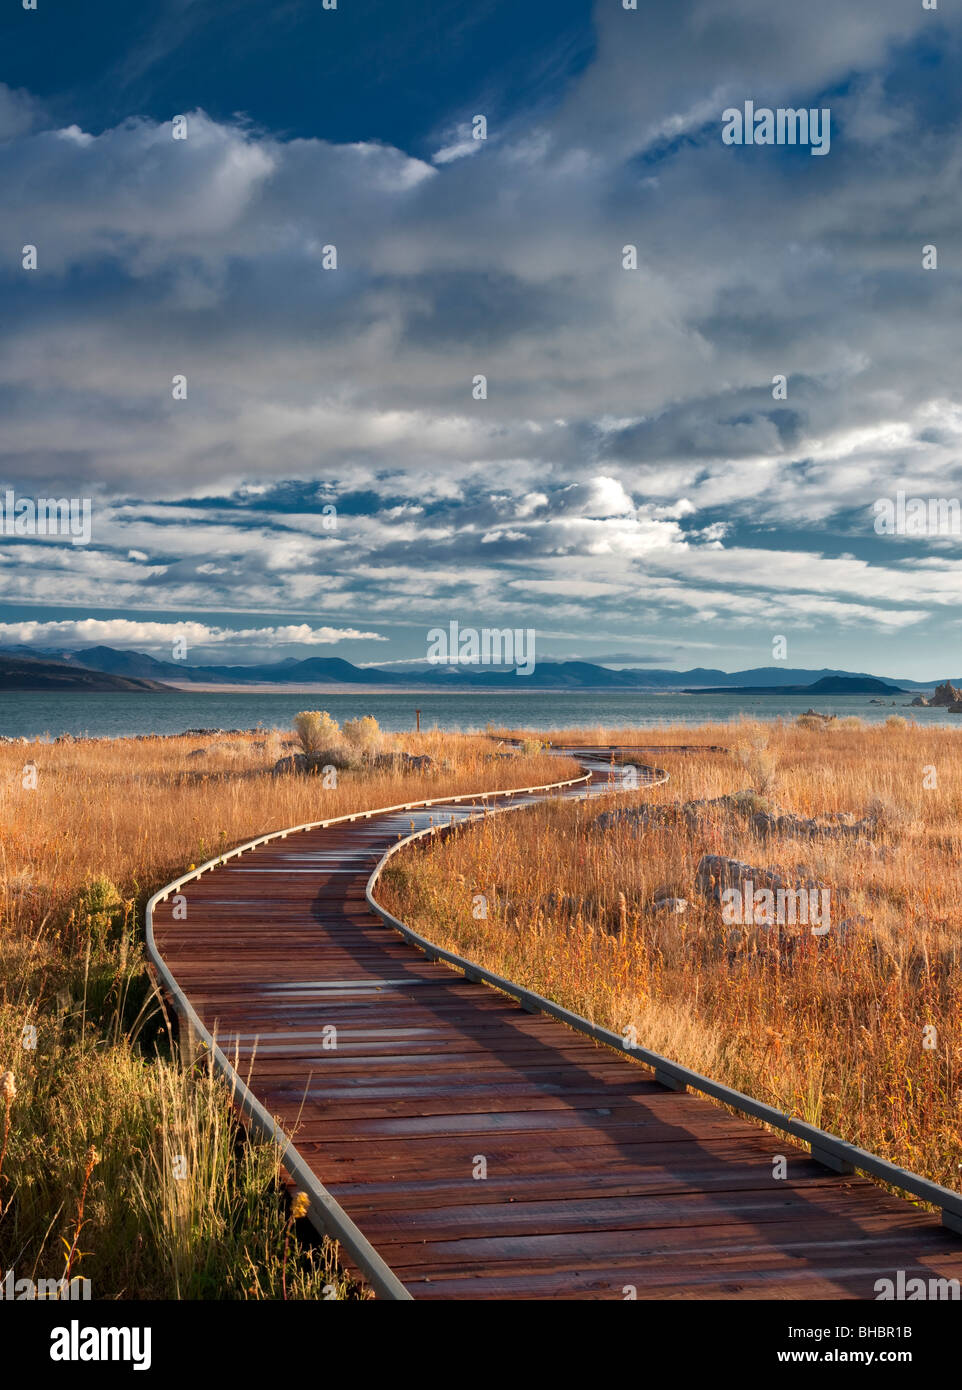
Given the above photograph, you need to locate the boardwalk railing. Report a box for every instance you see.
[147,752,962,1301]
[144,770,590,1301]
[366,785,962,1240]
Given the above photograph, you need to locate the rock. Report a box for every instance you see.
[695,854,830,905]
[272,753,313,775]
[596,793,870,844]
[187,748,208,758]
[594,792,757,837]
[407,754,435,771]
[696,855,760,901]
[910,696,930,707]
[751,808,875,842]
[594,807,649,834]
[652,897,688,915]
[372,750,436,772]
[372,751,405,770]
[950,702,962,714]
[931,682,962,707]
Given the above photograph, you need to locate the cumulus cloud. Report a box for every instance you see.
[0,619,384,649]
[0,1,959,672]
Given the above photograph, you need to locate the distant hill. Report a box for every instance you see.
[3,645,949,691]
[36,646,408,686]
[686,676,908,696]
[0,653,177,692]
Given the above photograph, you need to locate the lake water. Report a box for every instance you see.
[0,689,956,740]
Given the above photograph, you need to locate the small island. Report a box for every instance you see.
[684,676,908,696]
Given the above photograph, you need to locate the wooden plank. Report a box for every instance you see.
[152,762,962,1300]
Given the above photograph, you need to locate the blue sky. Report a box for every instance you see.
[0,0,960,677]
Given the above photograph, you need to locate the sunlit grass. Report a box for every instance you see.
[0,723,577,1298]
[380,718,962,1193]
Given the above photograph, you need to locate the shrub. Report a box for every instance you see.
[865,794,908,829]
[293,711,340,759]
[72,878,122,934]
[72,875,123,942]
[342,716,381,753]
[737,739,777,796]
[321,745,365,772]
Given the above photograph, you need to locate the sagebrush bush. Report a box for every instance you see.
[737,739,778,796]
[342,716,382,753]
[293,710,341,759]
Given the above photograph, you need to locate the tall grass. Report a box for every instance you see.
[0,725,577,1297]
[379,719,962,1193]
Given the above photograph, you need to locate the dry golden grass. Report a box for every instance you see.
[380,718,962,1194]
[0,722,578,1298]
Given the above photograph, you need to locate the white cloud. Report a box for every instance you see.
[0,619,385,648]
[0,2,958,673]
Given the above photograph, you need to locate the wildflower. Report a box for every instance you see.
[0,1072,15,1103]
[282,1190,311,1299]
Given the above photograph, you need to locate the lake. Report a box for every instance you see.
[0,689,956,740]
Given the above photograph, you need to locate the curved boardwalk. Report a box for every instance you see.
[151,752,962,1300]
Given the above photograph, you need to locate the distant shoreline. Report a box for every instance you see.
[164,682,690,695]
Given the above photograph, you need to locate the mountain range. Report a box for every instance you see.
[0,645,952,692]
[0,652,176,693]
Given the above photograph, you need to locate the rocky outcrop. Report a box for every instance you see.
[751,808,878,842]
[273,748,440,776]
[272,756,329,778]
[595,793,878,843]
[594,792,760,837]
[272,752,315,775]
[373,751,437,772]
[931,682,962,706]
[694,855,830,905]
[695,855,848,954]
[910,695,930,707]
[180,726,262,736]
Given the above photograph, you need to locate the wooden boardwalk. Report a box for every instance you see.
[151,757,962,1299]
